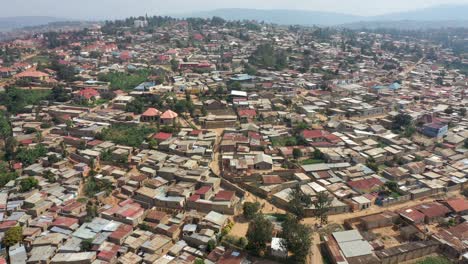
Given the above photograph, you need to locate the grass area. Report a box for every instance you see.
[300,159,325,165]
[100,124,157,147]
[415,256,452,264]
[271,136,297,147]
[265,213,287,222]
[69,98,110,108]
[98,69,150,91]
[0,87,51,113]
[28,55,50,65]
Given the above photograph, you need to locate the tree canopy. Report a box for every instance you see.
[2,226,22,247]
[246,214,273,256]
[249,44,288,70]
[281,215,313,264]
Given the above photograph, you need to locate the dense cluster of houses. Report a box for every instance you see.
[0,13,467,264]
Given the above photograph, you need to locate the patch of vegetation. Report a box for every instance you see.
[19,177,39,192]
[15,144,47,166]
[416,256,452,264]
[0,162,18,188]
[100,124,157,147]
[0,87,51,114]
[249,44,288,70]
[300,159,324,165]
[98,69,150,91]
[266,213,288,222]
[243,201,261,220]
[281,214,313,264]
[2,226,22,247]
[84,176,113,197]
[271,136,297,147]
[246,214,273,256]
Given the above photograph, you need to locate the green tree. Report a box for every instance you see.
[314,191,332,225]
[392,113,412,131]
[2,226,22,247]
[281,215,313,264]
[15,144,47,166]
[19,177,39,192]
[461,108,467,117]
[194,258,205,264]
[0,112,11,139]
[243,201,261,220]
[287,187,312,220]
[246,214,273,256]
[207,239,216,252]
[80,238,94,251]
[293,148,302,159]
[170,59,179,72]
[312,149,324,160]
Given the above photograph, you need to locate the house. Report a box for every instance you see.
[160,110,178,125]
[14,70,49,81]
[152,132,173,142]
[414,202,451,223]
[271,237,287,258]
[421,122,448,138]
[50,252,96,264]
[382,167,410,181]
[347,177,383,193]
[301,130,326,141]
[237,109,257,123]
[254,153,273,170]
[0,67,16,78]
[140,108,161,122]
[444,198,468,215]
[217,250,248,264]
[204,100,227,110]
[74,88,100,103]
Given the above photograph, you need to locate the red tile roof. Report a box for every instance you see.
[415,202,451,218]
[141,107,161,117]
[152,132,172,141]
[214,191,235,201]
[347,177,383,192]
[399,208,425,223]
[188,194,200,202]
[160,110,178,119]
[445,198,468,213]
[237,109,257,117]
[262,175,284,185]
[76,88,100,100]
[109,224,133,240]
[195,186,212,195]
[52,216,78,228]
[301,130,325,139]
[15,70,49,78]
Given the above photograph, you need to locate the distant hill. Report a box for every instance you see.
[0,16,66,31]
[173,8,361,26]
[373,5,468,22]
[341,20,468,30]
[175,5,468,28]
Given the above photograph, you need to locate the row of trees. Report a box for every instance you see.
[249,44,288,71]
[243,186,331,263]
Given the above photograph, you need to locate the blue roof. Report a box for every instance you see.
[134,82,155,91]
[389,83,401,90]
[230,74,253,81]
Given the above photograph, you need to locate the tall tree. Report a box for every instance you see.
[314,191,332,225]
[281,215,313,264]
[287,187,312,220]
[246,214,273,256]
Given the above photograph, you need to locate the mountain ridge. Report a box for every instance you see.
[171,5,468,28]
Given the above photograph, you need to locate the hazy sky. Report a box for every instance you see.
[1,0,468,19]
